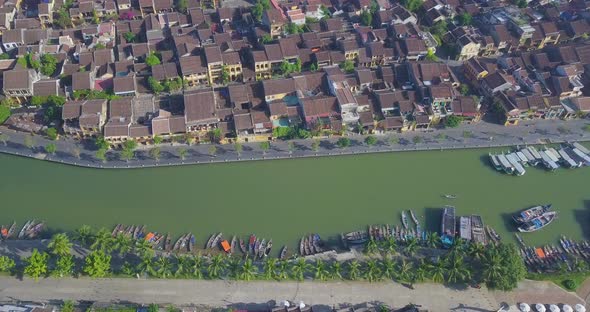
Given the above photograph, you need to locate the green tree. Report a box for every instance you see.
[138,255,156,276]
[336,137,351,148]
[174,255,191,277]
[400,0,422,12]
[444,254,471,284]
[135,239,155,258]
[46,127,58,140]
[425,48,438,61]
[445,115,462,128]
[252,2,264,22]
[276,260,289,280]
[207,254,226,279]
[178,147,188,160]
[263,257,278,280]
[0,256,15,272]
[459,84,470,95]
[155,256,173,278]
[426,232,441,248]
[360,10,372,26]
[48,233,72,257]
[23,249,49,281]
[94,136,109,150]
[113,234,133,256]
[364,135,377,146]
[313,259,329,281]
[259,141,270,155]
[291,258,310,281]
[123,32,136,43]
[404,237,419,256]
[24,135,35,150]
[261,34,273,44]
[0,53,9,59]
[381,258,396,280]
[430,260,445,283]
[52,254,75,277]
[73,225,94,246]
[190,254,204,279]
[458,12,472,26]
[340,60,355,73]
[152,136,163,145]
[347,259,361,280]
[45,143,57,155]
[83,250,111,278]
[150,147,161,160]
[174,0,188,13]
[396,259,414,283]
[221,65,230,84]
[0,133,9,146]
[285,22,302,34]
[208,145,217,157]
[91,228,114,252]
[330,261,343,279]
[364,238,378,254]
[61,301,75,312]
[146,52,161,67]
[148,304,159,312]
[40,54,58,76]
[148,76,165,94]
[227,257,241,280]
[287,141,295,155]
[364,259,381,282]
[94,148,106,163]
[240,258,258,281]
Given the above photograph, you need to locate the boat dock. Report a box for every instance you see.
[459,216,471,241]
[471,215,486,245]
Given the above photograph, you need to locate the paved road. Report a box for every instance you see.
[0,277,586,312]
[0,119,589,169]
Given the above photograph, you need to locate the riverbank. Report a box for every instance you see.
[1,119,589,169]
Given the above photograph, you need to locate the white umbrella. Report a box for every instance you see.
[281,301,290,308]
[298,302,305,309]
[550,305,561,312]
[520,303,531,312]
[536,304,546,312]
[563,305,573,312]
[575,304,586,312]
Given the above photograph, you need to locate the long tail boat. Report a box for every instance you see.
[27,222,44,239]
[265,239,273,257]
[206,234,215,249]
[188,233,195,252]
[164,233,172,251]
[239,238,247,254]
[6,222,16,239]
[230,236,237,254]
[279,245,288,260]
[18,220,32,239]
[112,224,122,237]
[248,234,256,252]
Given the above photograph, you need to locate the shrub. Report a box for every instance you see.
[563,279,577,290]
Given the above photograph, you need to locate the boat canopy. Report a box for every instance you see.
[221,240,231,252]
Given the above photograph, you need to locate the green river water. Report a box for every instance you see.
[1,147,589,255]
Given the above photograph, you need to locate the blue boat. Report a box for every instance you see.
[441,206,456,248]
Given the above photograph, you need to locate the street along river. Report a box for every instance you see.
[1,145,588,255]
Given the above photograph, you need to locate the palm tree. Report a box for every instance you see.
[313,259,329,281]
[481,253,502,283]
[190,254,204,279]
[155,256,173,278]
[364,238,378,254]
[291,258,310,281]
[430,260,445,283]
[384,237,397,255]
[364,259,381,282]
[138,255,155,276]
[207,254,226,279]
[347,259,361,280]
[381,258,395,280]
[73,225,94,246]
[174,255,190,277]
[113,234,133,256]
[48,233,73,257]
[467,243,485,261]
[91,228,113,252]
[227,257,241,280]
[445,255,471,284]
[448,238,467,258]
[404,237,419,256]
[135,239,154,258]
[263,258,278,280]
[425,232,441,249]
[414,259,428,282]
[330,261,343,280]
[240,258,258,281]
[396,259,413,283]
[276,260,289,280]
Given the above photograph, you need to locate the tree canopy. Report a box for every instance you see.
[23,249,49,281]
[445,115,462,128]
[83,250,111,278]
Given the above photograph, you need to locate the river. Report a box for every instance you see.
[1,146,589,256]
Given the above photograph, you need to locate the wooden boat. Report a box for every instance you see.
[206,234,216,249]
[518,211,557,232]
[279,245,288,260]
[164,233,172,251]
[386,224,391,238]
[513,204,552,224]
[188,234,195,252]
[180,233,191,251]
[486,226,501,243]
[230,236,237,254]
[304,237,311,255]
[253,238,260,256]
[239,238,247,254]
[0,225,7,239]
[443,194,457,199]
[212,232,223,249]
[265,239,273,257]
[18,220,32,239]
[27,222,44,239]
[249,234,256,252]
[6,222,16,239]
[401,211,409,229]
[515,233,525,246]
[173,234,185,251]
[299,237,305,256]
[440,206,455,247]
[133,226,141,239]
[112,224,122,237]
[258,239,266,258]
[312,234,322,253]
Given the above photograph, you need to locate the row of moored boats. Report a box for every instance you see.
[516,233,590,273]
[299,234,324,257]
[489,142,590,176]
[1,220,44,240]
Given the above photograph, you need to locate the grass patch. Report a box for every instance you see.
[527,271,590,291]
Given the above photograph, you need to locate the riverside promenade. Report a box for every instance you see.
[0,276,586,312]
[0,119,589,169]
